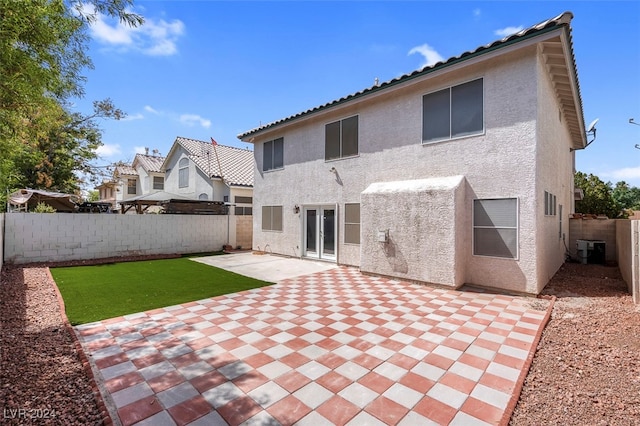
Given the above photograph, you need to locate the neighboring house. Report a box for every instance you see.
[96,149,166,211]
[238,12,587,295]
[162,137,254,216]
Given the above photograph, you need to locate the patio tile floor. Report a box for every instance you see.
[75,267,548,425]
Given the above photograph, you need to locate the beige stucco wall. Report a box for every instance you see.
[249,43,573,294]
[616,220,639,302]
[360,176,466,287]
[4,213,229,264]
[533,49,577,292]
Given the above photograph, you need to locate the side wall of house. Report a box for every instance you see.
[534,50,577,292]
[4,213,228,264]
[252,46,542,293]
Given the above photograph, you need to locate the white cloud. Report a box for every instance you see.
[144,105,160,114]
[122,113,144,121]
[494,26,524,38]
[134,146,147,154]
[179,114,211,129]
[96,143,122,157]
[473,8,481,18]
[85,5,185,56]
[408,43,445,69]
[605,166,640,181]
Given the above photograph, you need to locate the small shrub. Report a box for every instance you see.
[33,202,56,213]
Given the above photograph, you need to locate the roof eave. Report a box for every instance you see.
[237,15,575,142]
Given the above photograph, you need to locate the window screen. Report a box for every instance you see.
[451,78,483,138]
[473,198,518,258]
[235,196,253,204]
[178,158,189,188]
[325,116,358,160]
[153,176,164,190]
[423,78,483,142]
[344,203,360,244]
[127,179,136,195]
[263,138,284,171]
[262,206,283,231]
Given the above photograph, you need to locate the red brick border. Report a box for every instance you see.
[499,295,556,426]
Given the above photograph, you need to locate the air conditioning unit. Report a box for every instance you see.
[576,239,606,264]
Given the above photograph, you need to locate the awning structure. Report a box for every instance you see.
[119,191,192,214]
[119,192,228,215]
[8,189,80,213]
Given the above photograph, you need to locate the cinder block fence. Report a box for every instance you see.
[2,213,248,264]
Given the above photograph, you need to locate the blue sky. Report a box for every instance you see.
[75,1,640,186]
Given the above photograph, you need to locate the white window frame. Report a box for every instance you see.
[178,158,189,188]
[544,191,557,216]
[422,78,484,144]
[325,115,359,161]
[472,198,519,259]
[344,203,360,245]
[153,176,164,190]
[127,179,136,195]
[262,205,283,232]
[263,138,284,172]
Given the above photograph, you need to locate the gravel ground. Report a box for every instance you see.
[511,262,640,425]
[0,266,104,425]
[0,261,638,425]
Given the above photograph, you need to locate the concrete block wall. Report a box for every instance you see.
[235,216,253,250]
[569,218,617,262]
[616,220,639,303]
[4,213,230,264]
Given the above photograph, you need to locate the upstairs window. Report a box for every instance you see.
[263,138,284,171]
[153,176,164,190]
[178,158,189,188]
[325,115,358,161]
[423,78,483,143]
[235,196,253,204]
[127,179,136,195]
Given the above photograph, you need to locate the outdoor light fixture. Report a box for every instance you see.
[293,204,300,214]
[329,167,336,173]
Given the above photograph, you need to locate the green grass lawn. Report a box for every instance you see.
[51,257,273,325]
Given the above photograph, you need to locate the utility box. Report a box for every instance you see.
[576,239,606,264]
[377,230,389,243]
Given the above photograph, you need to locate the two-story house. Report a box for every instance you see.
[238,12,587,295]
[162,137,254,216]
[96,149,166,211]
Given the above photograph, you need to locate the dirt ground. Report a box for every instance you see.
[0,261,638,425]
[511,262,640,425]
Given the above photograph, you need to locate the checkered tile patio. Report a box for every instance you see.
[75,267,548,426]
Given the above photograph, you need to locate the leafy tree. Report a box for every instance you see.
[574,172,625,218]
[86,189,100,202]
[0,0,142,210]
[612,181,640,211]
